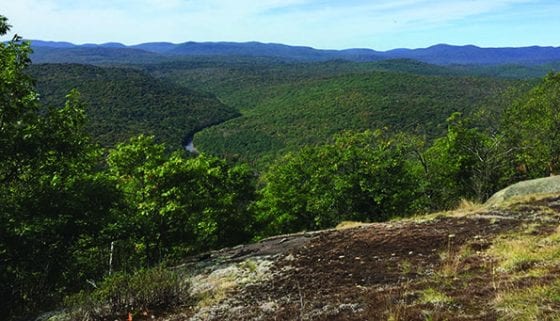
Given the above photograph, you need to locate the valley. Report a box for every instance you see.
[30,53,537,166]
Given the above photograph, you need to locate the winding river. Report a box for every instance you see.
[185,137,198,153]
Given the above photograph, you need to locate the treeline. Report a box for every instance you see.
[2,16,560,320]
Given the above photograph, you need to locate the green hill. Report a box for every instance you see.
[27,59,535,164]
[29,64,239,148]
[187,70,524,167]
[145,58,483,112]
[146,57,544,105]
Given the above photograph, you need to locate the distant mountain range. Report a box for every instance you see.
[27,40,560,65]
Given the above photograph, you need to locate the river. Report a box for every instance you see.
[185,137,198,153]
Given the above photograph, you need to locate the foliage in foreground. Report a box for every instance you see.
[502,72,560,179]
[424,112,514,207]
[256,130,427,235]
[64,266,190,321]
[107,135,256,266]
[1,20,121,319]
[0,16,254,319]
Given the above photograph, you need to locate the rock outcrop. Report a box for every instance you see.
[485,175,560,207]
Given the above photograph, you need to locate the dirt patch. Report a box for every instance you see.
[228,216,520,321]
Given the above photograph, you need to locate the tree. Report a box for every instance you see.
[107,135,256,264]
[0,15,10,34]
[424,112,512,207]
[502,72,560,178]
[256,130,427,236]
[0,16,119,319]
[0,18,38,183]
[1,15,257,320]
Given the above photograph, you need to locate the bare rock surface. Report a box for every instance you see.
[148,195,560,321]
[485,175,560,207]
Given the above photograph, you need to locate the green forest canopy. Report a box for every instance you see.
[193,70,524,167]
[29,63,239,148]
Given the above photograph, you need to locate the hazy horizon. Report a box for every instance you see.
[23,39,560,52]
[2,0,560,51]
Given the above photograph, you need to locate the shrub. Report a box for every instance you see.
[64,266,190,321]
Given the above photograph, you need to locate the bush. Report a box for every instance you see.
[64,266,190,321]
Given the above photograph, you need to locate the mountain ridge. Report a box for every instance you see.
[27,40,560,65]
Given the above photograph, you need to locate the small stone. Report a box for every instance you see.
[260,301,278,313]
[284,254,295,261]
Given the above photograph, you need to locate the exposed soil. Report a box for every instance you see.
[152,196,560,321]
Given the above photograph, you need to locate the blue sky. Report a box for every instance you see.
[1,0,559,50]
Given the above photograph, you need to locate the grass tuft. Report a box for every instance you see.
[495,279,560,321]
[489,225,560,274]
[335,221,370,230]
[489,225,560,320]
[455,198,485,212]
[419,288,453,306]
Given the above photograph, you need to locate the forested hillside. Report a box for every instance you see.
[29,64,239,148]
[30,46,165,64]
[28,52,553,159]
[146,58,539,109]
[138,58,532,166]
[193,71,524,166]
